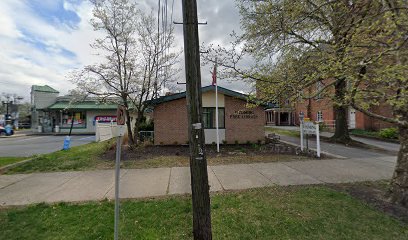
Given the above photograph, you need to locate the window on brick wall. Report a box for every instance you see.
[316,81,323,100]
[317,111,323,122]
[203,107,225,129]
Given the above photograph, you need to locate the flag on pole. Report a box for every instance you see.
[212,63,217,86]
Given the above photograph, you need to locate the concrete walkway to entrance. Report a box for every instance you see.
[0,156,396,206]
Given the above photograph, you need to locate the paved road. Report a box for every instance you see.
[342,135,400,152]
[280,135,394,159]
[0,156,396,206]
[0,135,96,157]
[266,126,399,158]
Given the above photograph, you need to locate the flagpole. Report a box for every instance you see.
[215,59,219,153]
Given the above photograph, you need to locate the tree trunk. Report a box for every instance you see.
[133,112,143,145]
[124,107,134,145]
[331,78,351,143]
[307,97,312,119]
[389,125,408,206]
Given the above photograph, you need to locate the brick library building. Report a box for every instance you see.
[147,85,265,145]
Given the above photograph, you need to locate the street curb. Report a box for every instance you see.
[318,135,399,156]
[0,157,37,174]
[279,140,348,159]
[0,134,30,139]
[350,133,400,144]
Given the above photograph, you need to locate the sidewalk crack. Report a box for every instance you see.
[209,166,225,191]
[166,168,172,195]
[103,169,128,199]
[0,174,33,190]
[247,164,275,186]
[281,162,324,184]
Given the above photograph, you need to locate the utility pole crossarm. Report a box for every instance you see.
[173,21,207,25]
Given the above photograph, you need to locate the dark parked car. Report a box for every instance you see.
[0,125,14,136]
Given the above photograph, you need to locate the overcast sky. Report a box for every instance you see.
[0,0,252,102]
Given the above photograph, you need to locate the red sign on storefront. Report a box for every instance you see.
[95,116,117,123]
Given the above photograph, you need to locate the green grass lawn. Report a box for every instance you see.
[4,140,309,174]
[265,126,300,137]
[122,154,309,169]
[1,186,407,239]
[4,141,114,174]
[0,157,28,168]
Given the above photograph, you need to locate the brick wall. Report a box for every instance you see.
[292,80,396,131]
[153,96,265,145]
[294,98,334,125]
[154,98,188,145]
[225,96,265,144]
[359,104,396,131]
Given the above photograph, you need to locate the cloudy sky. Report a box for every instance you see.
[0,0,250,102]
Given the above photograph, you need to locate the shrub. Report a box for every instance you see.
[234,140,239,145]
[138,119,154,131]
[318,122,328,131]
[173,141,179,145]
[379,128,398,139]
[222,140,227,144]
[246,140,251,145]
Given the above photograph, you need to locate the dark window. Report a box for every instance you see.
[202,107,225,129]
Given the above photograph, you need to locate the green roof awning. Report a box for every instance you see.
[32,85,59,93]
[48,101,118,110]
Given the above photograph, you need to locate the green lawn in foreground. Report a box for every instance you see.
[1,186,407,239]
[0,157,27,168]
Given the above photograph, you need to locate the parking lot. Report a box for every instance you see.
[0,135,95,157]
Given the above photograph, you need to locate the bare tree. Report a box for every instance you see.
[71,0,179,145]
[128,11,180,144]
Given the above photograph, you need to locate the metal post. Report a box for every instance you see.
[300,122,304,151]
[114,135,122,240]
[306,134,309,150]
[215,81,219,153]
[315,123,320,158]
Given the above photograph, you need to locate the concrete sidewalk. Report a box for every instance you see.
[0,156,396,206]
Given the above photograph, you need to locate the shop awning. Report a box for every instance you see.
[48,101,118,110]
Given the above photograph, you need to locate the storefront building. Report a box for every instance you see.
[148,85,265,145]
[31,85,118,134]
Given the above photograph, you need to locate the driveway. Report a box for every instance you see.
[0,135,95,157]
[266,126,399,158]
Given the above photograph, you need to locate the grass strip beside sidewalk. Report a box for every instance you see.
[0,157,28,168]
[4,141,114,174]
[4,140,310,174]
[1,186,407,239]
[265,126,300,137]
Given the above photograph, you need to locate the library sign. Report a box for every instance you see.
[229,110,258,119]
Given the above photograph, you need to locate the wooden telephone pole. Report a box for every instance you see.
[181,0,212,239]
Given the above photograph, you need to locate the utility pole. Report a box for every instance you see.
[181,0,212,239]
